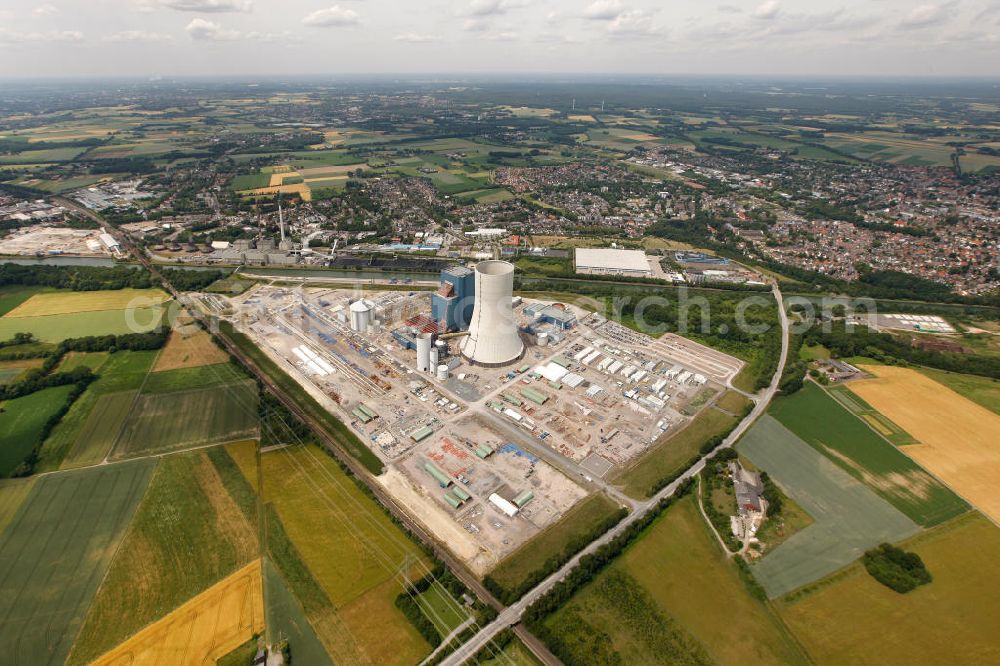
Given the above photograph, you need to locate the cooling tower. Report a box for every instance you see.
[460,260,524,367]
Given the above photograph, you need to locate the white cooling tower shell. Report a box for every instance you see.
[460,260,524,367]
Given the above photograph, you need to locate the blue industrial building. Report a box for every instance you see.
[431,265,475,331]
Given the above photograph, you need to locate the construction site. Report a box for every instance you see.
[199,259,745,573]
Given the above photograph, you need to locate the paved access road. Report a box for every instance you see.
[437,283,790,665]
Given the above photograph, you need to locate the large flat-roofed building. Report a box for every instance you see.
[574,248,652,277]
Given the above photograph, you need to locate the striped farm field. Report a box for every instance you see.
[849,365,1000,525]
[68,447,259,664]
[89,559,264,666]
[111,380,259,459]
[769,382,965,527]
[0,460,156,666]
[3,288,170,317]
[0,305,166,341]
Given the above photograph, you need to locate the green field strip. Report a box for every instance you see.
[738,416,920,598]
[0,459,156,665]
[263,557,334,666]
[0,384,75,477]
[0,477,36,537]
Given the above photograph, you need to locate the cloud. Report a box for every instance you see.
[717,4,741,14]
[104,30,173,42]
[752,0,780,20]
[185,18,240,40]
[900,3,953,28]
[462,18,488,31]
[161,0,251,12]
[0,29,83,43]
[607,9,660,36]
[466,0,523,17]
[583,0,624,20]
[302,6,360,27]
[394,32,437,42]
[33,4,59,17]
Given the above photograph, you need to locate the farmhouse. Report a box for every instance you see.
[574,247,652,277]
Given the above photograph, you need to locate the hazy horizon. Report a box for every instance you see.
[1,0,998,79]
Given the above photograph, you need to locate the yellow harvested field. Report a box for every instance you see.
[91,559,264,666]
[4,288,171,318]
[269,172,291,187]
[568,114,597,122]
[249,183,312,201]
[850,365,1000,523]
[152,327,230,372]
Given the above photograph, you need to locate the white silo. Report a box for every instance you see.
[537,332,549,347]
[430,347,440,368]
[349,299,373,333]
[460,260,524,367]
[416,332,432,372]
[437,364,450,380]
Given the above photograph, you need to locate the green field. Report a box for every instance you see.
[141,361,246,394]
[0,305,165,342]
[60,390,137,467]
[36,350,158,472]
[914,367,1000,416]
[738,416,920,598]
[486,493,623,599]
[0,285,52,316]
[0,384,74,477]
[0,476,35,536]
[779,512,1000,664]
[539,495,805,664]
[614,404,739,498]
[111,380,259,459]
[57,351,110,372]
[825,383,915,445]
[262,557,333,666]
[415,584,469,637]
[0,459,156,665]
[770,383,966,526]
[474,637,543,666]
[68,447,258,664]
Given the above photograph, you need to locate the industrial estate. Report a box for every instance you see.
[0,73,998,666]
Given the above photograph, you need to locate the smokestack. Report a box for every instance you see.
[460,260,523,367]
[279,203,285,242]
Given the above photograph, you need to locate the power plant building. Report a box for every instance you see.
[460,260,524,367]
[574,248,652,277]
[431,265,475,332]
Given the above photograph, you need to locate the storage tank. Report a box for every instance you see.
[460,260,524,367]
[437,364,450,381]
[430,347,440,368]
[349,299,374,333]
[416,332,432,372]
[537,332,549,347]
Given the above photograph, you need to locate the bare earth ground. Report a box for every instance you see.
[849,365,1000,524]
[153,327,230,372]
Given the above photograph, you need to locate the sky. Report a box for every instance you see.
[0,0,998,79]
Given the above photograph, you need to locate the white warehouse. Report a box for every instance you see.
[574,248,652,277]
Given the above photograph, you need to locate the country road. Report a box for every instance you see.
[436,282,790,665]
